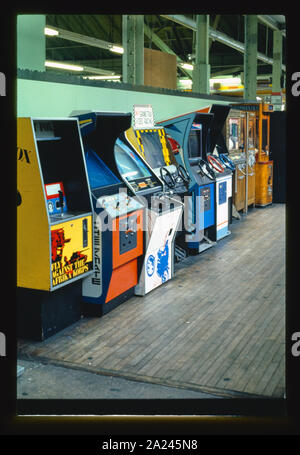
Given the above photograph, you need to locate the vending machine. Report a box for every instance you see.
[17,117,94,340]
[75,111,183,296]
[71,111,145,316]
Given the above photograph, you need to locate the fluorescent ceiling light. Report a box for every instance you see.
[179,79,192,85]
[44,27,59,36]
[180,63,194,70]
[109,45,124,54]
[45,61,84,71]
[83,75,121,80]
[210,77,241,85]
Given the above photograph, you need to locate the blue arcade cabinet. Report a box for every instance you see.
[200,104,234,240]
[157,111,217,252]
[158,104,233,244]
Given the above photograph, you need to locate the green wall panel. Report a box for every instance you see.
[17,78,229,122]
[17,16,46,71]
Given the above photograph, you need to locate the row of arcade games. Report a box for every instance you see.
[17,102,274,341]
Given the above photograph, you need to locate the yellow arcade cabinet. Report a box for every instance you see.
[17,117,93,340]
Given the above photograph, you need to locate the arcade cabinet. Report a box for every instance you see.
[17,117,94,340]
[232,103,274,207]
[224,110,247,212]
[157,112,217,253]
[75,111,183,297]
[124,124,191,261]
[202,104,233,238]
[224,107,257,213]
[158,105,232,245]
[71,111,145,316]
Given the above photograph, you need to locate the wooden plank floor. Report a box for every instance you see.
[18,203,285,398]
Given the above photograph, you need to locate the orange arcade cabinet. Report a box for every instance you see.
[72,111,145,316]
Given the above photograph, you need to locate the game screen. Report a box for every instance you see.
[138,131,166,169]
[115,138,153,182]
[188,124,203,160]
[85,149,120,189]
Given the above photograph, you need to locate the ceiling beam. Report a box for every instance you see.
[257,15,286,36]
[160,14,286,71]
[209,14,221,49]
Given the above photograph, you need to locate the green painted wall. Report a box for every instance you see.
[17,78,229,122]
[17,15,46,71]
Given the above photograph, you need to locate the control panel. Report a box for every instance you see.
[129,177,161,194]
[190,164,212,186]
[96,191,143,219]
[228,151,246,166]
[200,186,211,211]
[45,182,67,216]
[119,213,138,254]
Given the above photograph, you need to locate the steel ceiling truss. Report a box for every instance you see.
[45,14,286,80]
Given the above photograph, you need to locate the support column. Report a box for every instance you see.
[17,15,45,71]
[272,30,282,93]
[192,15,210,94]
[244,15,258,100]
[122,15,144,85]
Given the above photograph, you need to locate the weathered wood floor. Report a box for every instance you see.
[18,203,285,398]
